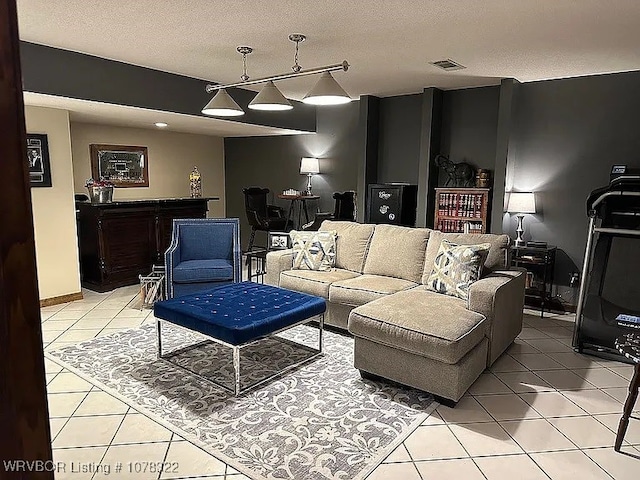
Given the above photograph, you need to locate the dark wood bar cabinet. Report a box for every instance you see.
[76,198,217,292]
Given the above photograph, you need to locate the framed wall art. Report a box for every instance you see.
[268,232,292,251]
[90,144,149,187]
[26,133,52,187]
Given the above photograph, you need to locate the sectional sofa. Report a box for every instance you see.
[265,221,525,404]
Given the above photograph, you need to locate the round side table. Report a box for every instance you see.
[614,332,640,452]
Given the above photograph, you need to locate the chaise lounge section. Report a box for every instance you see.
[265,221,525,404]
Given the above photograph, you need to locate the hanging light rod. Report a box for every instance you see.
[204,60,349,93]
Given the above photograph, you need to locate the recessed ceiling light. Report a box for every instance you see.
[154,122,168,128]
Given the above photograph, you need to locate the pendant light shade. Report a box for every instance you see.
[302,72,351,105]
[201,89,245,116]
[248,81,293,111]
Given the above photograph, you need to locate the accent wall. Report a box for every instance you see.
[224,101,361,249]
[506,70,640,292]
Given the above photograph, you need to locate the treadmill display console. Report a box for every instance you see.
[616,314,640,330]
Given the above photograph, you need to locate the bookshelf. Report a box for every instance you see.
[434,188,491,233]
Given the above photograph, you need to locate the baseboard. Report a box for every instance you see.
[40,291,83,307]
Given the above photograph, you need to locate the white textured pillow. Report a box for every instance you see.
[290,230,337,271]
[426,239,491,300]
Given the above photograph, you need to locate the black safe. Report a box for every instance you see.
[366,183,418,226]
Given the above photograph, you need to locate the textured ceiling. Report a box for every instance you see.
[16,1,640,99]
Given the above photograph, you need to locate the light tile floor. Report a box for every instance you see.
[41,287,640,479]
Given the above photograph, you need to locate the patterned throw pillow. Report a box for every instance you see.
[290,230,337,271]
[426,239,491,300]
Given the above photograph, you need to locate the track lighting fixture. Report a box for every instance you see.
[201,34,351,117]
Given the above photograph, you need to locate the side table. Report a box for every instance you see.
[614,332,640,452]
[277,194,320,230]
[245,248,267,283]
[511,245,557,317]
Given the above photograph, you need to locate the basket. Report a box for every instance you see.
[87,185,114,204]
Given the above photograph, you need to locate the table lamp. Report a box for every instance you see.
[507,192,536,246]
[300,157,320,195]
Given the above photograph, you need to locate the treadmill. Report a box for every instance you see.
[572,166,640,361]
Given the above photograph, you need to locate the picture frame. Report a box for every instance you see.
[90,144,149,188]
[26,133,52,187]
[268,232,291,250]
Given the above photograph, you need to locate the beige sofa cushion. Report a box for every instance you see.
[348,288,486,364]
[280,269,360,299]
[422,231,510,283]
[329,274,417,307]
[320,221,375,273]
[363,225,430,283]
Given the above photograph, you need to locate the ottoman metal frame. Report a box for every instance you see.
[156,314,324,396]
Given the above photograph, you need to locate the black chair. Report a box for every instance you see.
[302,191,357,231]
[242,187,287,252]
[333,191,357,220]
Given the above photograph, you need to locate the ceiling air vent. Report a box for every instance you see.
[430,59,466,71]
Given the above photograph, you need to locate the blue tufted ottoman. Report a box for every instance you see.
[153,281,326,395]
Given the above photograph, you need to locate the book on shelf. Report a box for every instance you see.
[437,191,484,218]
[436,219,484,233]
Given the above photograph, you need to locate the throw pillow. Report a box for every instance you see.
[426,239,491,300]
[290,230,337,271]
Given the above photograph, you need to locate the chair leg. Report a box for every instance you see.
[247,227,256,252]
[615,363,640,451]
[245,228,257,266]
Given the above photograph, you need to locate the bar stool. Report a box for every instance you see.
[614,332,640,452]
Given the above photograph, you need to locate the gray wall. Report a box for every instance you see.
[377,94,422,183]
[225,101,361,248]
[439,86,500,186]
[375,87,500,187]
[507,71,640,286]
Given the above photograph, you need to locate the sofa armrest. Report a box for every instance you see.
[467,268,526,366]
[265,249,294,286]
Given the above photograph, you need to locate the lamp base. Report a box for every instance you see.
[515,214,526,246]
[306,174,313,195]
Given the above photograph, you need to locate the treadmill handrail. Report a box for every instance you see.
[610,174,640,187]
[593,227,640,236]
[588,190,640,216]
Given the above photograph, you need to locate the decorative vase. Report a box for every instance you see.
[189,166,202,198]
[476,169,491,188]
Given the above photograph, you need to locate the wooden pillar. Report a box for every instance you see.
[0,1,54,478]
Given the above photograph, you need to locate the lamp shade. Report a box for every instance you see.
[302,72,352,105]
[201,89,245,116]
[507,192,536,214]
[248,81,293,111]
[300,157,320,174]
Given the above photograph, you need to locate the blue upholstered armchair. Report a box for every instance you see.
[165,218,241,299]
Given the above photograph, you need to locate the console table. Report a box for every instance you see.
[76,198,217,292]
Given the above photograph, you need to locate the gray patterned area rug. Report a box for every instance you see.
[46,323,435,480]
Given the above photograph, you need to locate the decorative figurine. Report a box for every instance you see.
[435,154,477,187]
[189,166,202,198]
